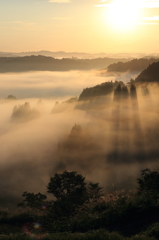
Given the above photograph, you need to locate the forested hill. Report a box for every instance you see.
[135,61,159,82]
[0,56,128,72]
[78,81,123,101]
[107,58,159,72]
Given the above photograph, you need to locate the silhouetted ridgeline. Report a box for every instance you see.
[107,58,159,72]
[78,81,123,101]
[135,61,159,82]
[0,56,128,72]
[0,50,135,59]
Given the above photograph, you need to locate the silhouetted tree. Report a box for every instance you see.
[47,171,87,203]
[47,171,87,217]
[87,182,103,200]
[130,83,137,99]
[47,171,103,217]
[17,191,47,211]
[137,169,159,198]
[114,84,122,101]
[122,85,129,99]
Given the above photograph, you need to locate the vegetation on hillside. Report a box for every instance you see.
[0,56,127,72]
[107,58,159,72]
[1,169,159,239]
[78,81,123,101]
[135,61,159,82]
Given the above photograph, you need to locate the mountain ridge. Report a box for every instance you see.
[0,51,157,59]
[0,55,129,72]
[135,61,159,82]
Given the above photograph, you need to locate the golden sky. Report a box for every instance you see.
[0,0,159,53]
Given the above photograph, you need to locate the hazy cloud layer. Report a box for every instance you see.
[0,70,138,99]
[48,0,71,3]
[0,70,159,208]
[143,16,159,20]
[95,0,159,8]
[52,17,71,20]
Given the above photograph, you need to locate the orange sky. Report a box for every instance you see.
[0,0,159,53]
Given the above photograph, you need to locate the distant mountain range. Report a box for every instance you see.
[0,51,158,59]
[107,58,159,73]
[1,54,159,82]
[0,51,130,59]
[0,55,129,72]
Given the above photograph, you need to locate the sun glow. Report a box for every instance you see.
[106,0,140,31]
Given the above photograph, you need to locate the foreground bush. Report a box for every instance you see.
[143,223,159,239]
[1,169,159,238]
[0,230,157,240]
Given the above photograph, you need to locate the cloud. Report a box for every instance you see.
[94,0,159,8]
[52,17,71,20]
[100,0,112,2]
[143,0,159,8]
[48,0,71,3]
[94,3,110,7]
[13,21,36,26]
[138,22,159,24]
[0,21,36,26]
[0,71,106,99]
[143,15,159,20]
[1,70,159,207]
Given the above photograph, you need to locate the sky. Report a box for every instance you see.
[0,0,159,53]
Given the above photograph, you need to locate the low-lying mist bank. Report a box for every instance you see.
[0,77,159,208]
[0,70,139,99]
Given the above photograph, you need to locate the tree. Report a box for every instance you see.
[17,191,47,211]
[6,94,17,100]
[47,171,87,217]
[87,182,103,200]
[18,171,103,219]
[47,171,87,205]
[47,171,103,218]
[130,83,137,99]
[137,169,159,200]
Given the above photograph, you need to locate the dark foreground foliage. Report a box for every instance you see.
[0,229,157,240]
[1,169,159,240]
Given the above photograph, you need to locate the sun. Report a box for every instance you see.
[106,0,140,31]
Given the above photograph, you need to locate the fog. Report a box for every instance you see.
[0,70,159,208]
[0,70,139,99]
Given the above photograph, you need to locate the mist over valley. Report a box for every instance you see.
[0,61,159,208]
[2,0,159,237]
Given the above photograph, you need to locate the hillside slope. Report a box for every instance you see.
[135,61,159,82]
[0,56,128,72]
[107,58,159,72]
